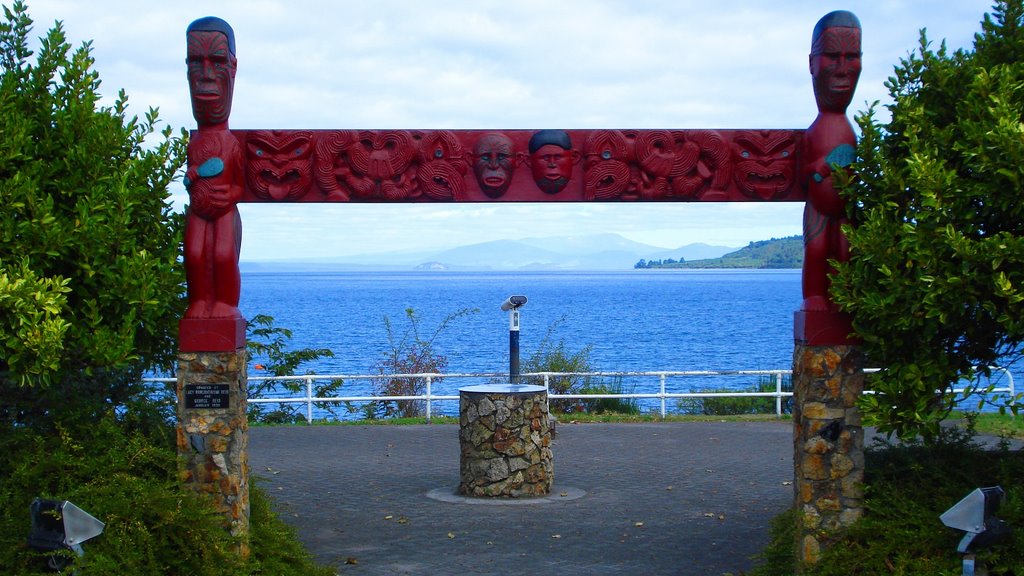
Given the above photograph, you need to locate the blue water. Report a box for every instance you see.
[240,269,800,373]
[237,269,1019,417]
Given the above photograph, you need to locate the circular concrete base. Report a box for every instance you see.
[426,486,585,505]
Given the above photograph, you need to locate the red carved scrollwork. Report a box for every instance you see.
[313,130,358,202]
[417,130,468,201]
[668,130,731,200]
[582,130,632,200]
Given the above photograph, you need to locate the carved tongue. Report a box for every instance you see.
[269,182,290,200]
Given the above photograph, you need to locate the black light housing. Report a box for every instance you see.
[29,498,105,570]
[940,486,1012,576]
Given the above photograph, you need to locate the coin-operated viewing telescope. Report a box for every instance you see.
[500,295,527,383]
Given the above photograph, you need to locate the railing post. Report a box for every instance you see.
[1000,366,1016,418]
[660,373,667,419]
[775,371,783,418]
[426,374,433,423]
[306,377,313,424]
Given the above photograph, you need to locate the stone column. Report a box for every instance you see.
[459,384,553,497]
[792,343,865,566]
[176,350,249,555]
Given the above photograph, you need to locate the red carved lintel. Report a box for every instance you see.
[793,310,858,346]
[228,128,806,204]
[179,317,247,352]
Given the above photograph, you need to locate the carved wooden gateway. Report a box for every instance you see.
[177,11,866,567]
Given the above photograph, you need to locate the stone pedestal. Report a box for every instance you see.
[792,343,865,567]
[458,384,553,497]
[176,349,249,555]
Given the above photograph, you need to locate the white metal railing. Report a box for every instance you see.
[145,366,1017,424]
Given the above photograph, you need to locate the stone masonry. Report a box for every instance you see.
[459,386,553,497]
[792,344,865,567]
[176,350,250,555]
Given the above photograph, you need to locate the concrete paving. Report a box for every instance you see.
[249,421,797,575]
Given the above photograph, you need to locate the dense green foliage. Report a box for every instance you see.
[752,420,1024,575]
[0,1,186,427]
[832,0,1024,440]
[635,236,803,269]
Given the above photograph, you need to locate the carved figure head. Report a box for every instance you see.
[245,130,314,201]
[733,130,797,200]
[187,17,237,127]
[472,133,517,198]
[809,11,861,114]
[528,130,576,195]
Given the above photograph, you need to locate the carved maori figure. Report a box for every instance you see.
[183,17,243,321]
[245,130,315,201]
[313,130,358,201]
[661,130,732,200]
[732,130,797,200]
[801,10,861,313]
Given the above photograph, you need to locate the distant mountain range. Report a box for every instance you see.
[240,233,739,272]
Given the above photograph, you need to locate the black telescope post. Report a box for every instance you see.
[500,296,528,384]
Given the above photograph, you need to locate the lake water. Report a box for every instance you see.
[240,269,800,372]
[237,269,1019,417]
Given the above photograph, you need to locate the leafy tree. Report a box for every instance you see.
[0,1,187,429]
[832,0,1024,440]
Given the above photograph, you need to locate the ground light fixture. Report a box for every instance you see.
[940,486,1012,576]
[28,498,105,571]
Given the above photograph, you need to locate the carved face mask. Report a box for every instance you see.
[809,26,861,113]
[187,30,236,126]
[473,133,516,198]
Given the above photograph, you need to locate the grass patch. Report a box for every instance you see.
[959,411,1024,439]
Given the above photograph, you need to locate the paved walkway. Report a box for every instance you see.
[249,421,796,575]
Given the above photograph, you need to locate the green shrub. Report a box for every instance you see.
[750,418,1024,575]
[0,415,245,575]
[677,376,793,416]
[369,307,478,419]
[577,378,641,415]
[246,314,347,424]
[520,317,601,414]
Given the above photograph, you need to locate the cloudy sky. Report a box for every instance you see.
[23,0,993,259]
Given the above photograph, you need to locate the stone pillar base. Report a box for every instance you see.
[177,349,250,556]
[458,384,552,497]
[792,343,865,567]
